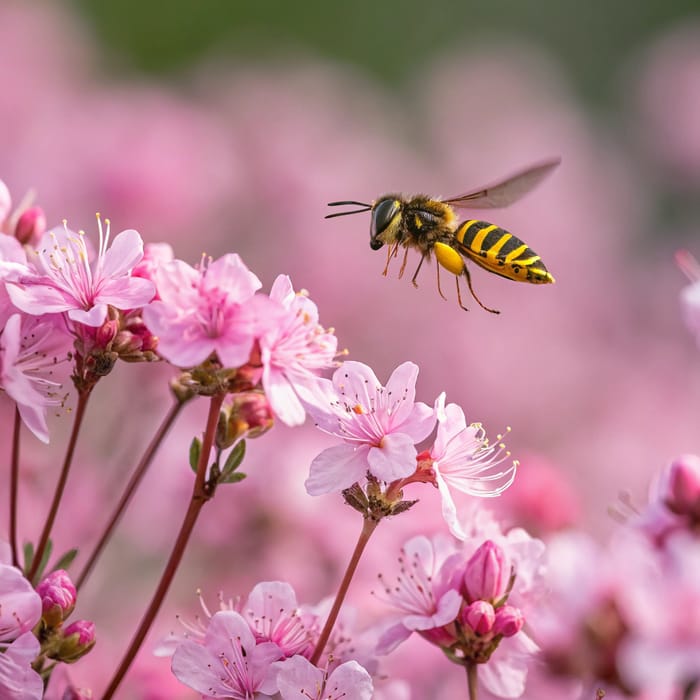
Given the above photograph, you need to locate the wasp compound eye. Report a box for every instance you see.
[371,199,400,241]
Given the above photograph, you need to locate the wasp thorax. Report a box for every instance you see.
[370,198,401,249]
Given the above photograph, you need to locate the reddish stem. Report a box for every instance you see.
[28,390,91,582]
[100,393,224,700]
[76,399,185,590]
[9,408,21,568]
[310,517,379,665]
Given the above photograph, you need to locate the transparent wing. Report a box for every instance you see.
[444,157,561,210]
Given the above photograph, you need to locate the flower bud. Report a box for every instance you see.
[217,392,274,447]
[36,569,76,627]
[463,540,511,603]
[664,454,700,519]
[14,206,46,245]
[56,620,96,663]
[462,600,496,636]
[493,605,524,638]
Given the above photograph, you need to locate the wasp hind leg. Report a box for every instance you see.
[461,265,500,314]
[436,262,448,301]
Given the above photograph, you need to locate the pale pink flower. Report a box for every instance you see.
[131,242,174,284]
[171,610,282,698]
[305,361,436,495]
[424,395,517,538]
[0,312,72,443]
[5,218,154,327]
[143,253,275,368]
[273,655,373,700]
[239,581,315,658]
[258,275,338,426]
[617,533,700,693]
[0,564,41,641]
[0,632,43,700]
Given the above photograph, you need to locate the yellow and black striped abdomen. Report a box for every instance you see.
[454,219,554,284]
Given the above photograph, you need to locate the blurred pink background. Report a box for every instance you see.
[1,2,700,697]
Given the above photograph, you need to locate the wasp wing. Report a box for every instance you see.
[444,157,560,210]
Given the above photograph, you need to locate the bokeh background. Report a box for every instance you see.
[2,0,700,697]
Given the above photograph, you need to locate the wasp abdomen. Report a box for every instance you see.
[455,219,554,284]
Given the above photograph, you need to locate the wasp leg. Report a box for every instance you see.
[462,265,500,314]
[411,254,426,288]
[398,246,410,279]
[436,262,448,301]
[382,242,400,276]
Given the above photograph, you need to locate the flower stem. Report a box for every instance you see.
[310,516,379,665]
[76,399,186,590]
[28,390,91,583]
[9,408,21,568]
[466,661,478,700]
[100,393,224,700]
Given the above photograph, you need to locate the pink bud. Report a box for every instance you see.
[36,569,76,625]
[14,206,46,245]
[57,620,96,662]
[462,600,496,636]
[63,620,95,646]
[0,179,11,223]
[463,540,511,603]
[493,605,524,637]
[96,319,119,349]
[664,454,700,518]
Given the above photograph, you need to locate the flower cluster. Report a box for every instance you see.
[375,517,544,698]
[167,582,373,699]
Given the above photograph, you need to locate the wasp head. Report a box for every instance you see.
[370,197,402,250]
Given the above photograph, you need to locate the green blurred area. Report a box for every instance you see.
[71,0,698,103]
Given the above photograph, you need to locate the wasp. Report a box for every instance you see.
[326,158,560,314]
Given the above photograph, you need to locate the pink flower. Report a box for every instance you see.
[171,610,282,698]
[273,655,373,700]
[143,253,274,368]
[304,361,436,495]
[0,179,10,224]
[0,632,43,700]
[258,275,338,426]
[617,533,700,694]
[5,218,154,327]
[0,312,72,443]
[423,396,517,539]
[0,564,41,641]
[239,581,315,658]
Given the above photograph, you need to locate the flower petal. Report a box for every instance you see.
[306,444,369,496]
[367,432,416,482]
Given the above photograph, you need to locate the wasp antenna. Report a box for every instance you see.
[324,207,372,219]
[327,200,372,207]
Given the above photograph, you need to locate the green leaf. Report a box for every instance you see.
[219,471,247,485]
[222,440,246,476]
[189,437,202,473]
[23,542,34,575]
[52,548,79,572]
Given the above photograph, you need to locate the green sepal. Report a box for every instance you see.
[189,437,202,473]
